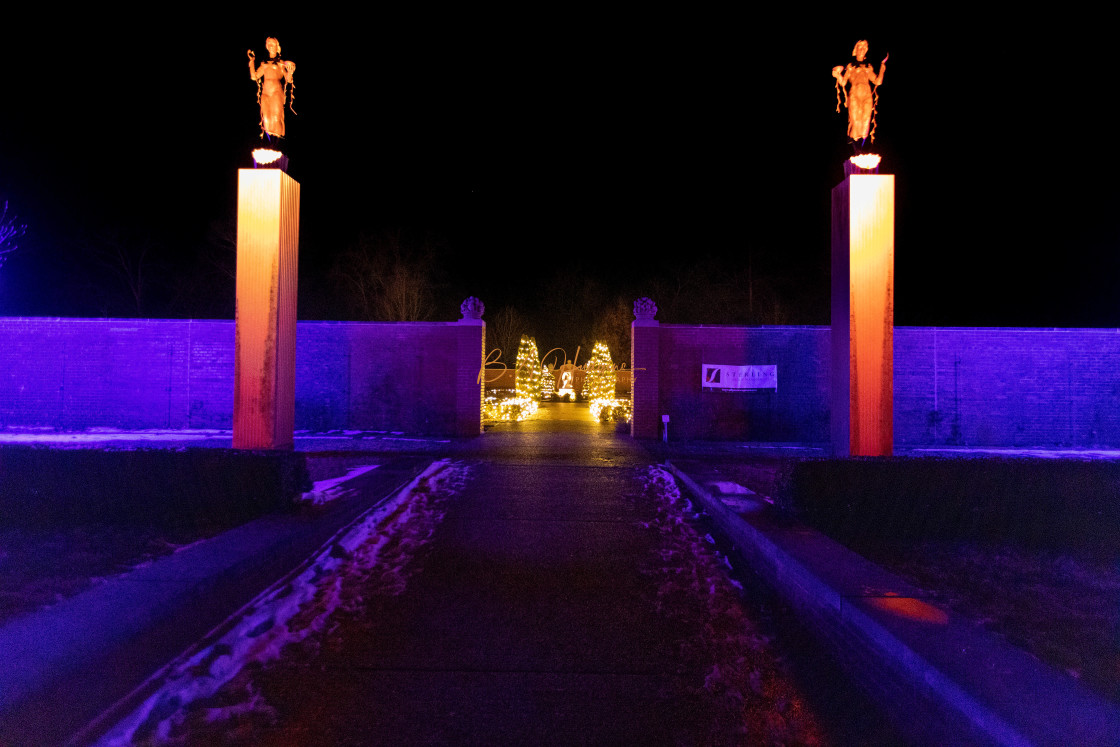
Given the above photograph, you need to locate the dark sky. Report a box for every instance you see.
[1,14,1116,327]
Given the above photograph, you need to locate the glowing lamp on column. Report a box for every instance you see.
[252,148,285,167]
[849,153,881,170]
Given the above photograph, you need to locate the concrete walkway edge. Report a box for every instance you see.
[0,459,434,745]
[665,460,1120,746]
[72,461,439,745]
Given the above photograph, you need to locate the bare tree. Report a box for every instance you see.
[591,297,632,365]
[487,305,532,367]
[540,269,608,361]
[92,231,160,317]
[643,254,801,325]
[201,216,237,282]
[163,217,238,319]
[330,231,443,321]
[71,229,169,317]
[0,201,27,269]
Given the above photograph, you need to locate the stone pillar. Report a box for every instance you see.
[831,165,894,456]
[630,298,661,438]
[233,169,300,450]
[457,297,485,436]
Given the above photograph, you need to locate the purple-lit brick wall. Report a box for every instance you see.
[0,318,484,436]
[635,324,1120,447]
[4,319,1118,445]
[896,328,1120,447]
[652,325,831,442]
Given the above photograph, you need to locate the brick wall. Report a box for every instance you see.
[649,325,830,442]
[5,318,1118,446]
[896,328,1120,447]
[0,318,484,437]
[632,324,1120,447]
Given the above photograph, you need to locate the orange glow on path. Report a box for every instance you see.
[865,596,950,625]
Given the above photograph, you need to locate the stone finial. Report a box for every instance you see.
[460,297,485,320]
[633,297,658,321]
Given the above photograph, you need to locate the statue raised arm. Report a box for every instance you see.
[248,37,296,140]
[832,40,887,149]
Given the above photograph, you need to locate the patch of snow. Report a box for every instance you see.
[96,459,468,746]
[0,429,453,446]
[912,447,1120,460]
[299,465,379,505]
[0,429,228,443]
[172,537,213,554]
[708,481,755,495]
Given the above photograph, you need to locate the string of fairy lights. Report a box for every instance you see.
[514,335,542,410]
[482,337,630,423]
[585,342,631,423]
[540,366,555,400]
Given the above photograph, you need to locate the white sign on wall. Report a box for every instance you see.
[701,364,777,392]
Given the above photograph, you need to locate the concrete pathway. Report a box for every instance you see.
[139,404,841,744]
[4,406,903,745]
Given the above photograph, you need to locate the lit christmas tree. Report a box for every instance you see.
[483,335,541,422]
[585,342,615,418]
[515,335,542,406]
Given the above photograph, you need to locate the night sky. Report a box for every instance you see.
[1,15,1116,329]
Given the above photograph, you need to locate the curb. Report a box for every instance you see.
[80,460,444,745]
[665,460,1120,746]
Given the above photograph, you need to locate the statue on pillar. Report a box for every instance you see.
[248,37,296,142]
[832,40,887,152]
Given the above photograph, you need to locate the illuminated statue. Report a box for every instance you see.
[248,37,296,139]
[832,40,887,148]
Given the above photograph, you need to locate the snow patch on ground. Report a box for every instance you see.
[639,466,828,742]
[0,428,450,446]
[96,459,468,746]
[911,447,1120,460]
[299,465,379,504]
[0,429,228,443]
[709,481,755,495]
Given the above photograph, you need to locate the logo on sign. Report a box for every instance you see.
[701,364,777,391]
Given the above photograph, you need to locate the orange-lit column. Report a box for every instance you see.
[233,169,300,449]
[831,169,894,456]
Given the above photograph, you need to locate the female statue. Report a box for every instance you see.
[832,40,887,148]
[248,37,296,139]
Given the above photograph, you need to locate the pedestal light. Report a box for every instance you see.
[831,158,894,456]
[830,40,893,457]
[234,37,300,449]
[233,169,300,449]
